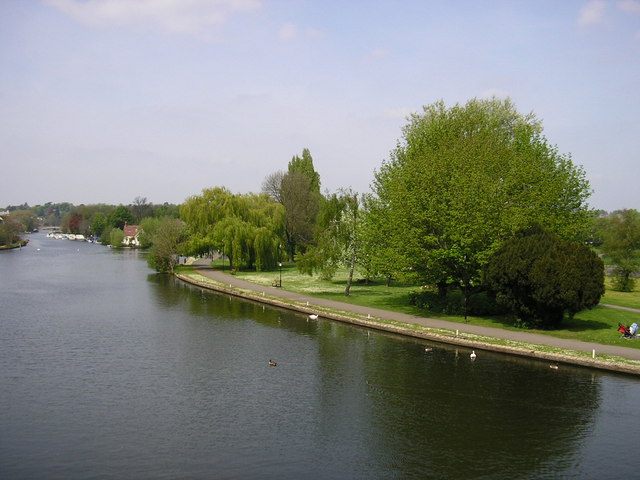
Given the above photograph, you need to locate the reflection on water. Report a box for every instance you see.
[1,233,639,479]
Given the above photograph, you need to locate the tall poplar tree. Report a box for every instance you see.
[262,148,322,260]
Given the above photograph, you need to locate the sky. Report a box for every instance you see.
[1,0,638,212]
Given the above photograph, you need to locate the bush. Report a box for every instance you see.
[108,228,124,247]
[484,224,605,329]
[409,289,508,316]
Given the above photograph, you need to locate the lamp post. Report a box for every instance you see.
[278,244,282,287]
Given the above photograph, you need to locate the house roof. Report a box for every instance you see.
[123,224,139,237]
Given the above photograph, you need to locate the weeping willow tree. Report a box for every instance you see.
[181,187,285,271]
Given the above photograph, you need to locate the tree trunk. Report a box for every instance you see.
[437,281,448,298]
[345,252,356,297]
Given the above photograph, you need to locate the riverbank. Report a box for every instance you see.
[0,239,28,250]
[176,264,640,376]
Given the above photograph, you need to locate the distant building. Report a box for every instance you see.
[123,223,141,247]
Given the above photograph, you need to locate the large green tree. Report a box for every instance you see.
[370,98,592,302]
[484,225,604,329]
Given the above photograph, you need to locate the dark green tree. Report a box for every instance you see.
[263,148,322,260]
[288,148,321,195]
[90,212,108,238]
[484,225,605,329]
[109,205,134,230]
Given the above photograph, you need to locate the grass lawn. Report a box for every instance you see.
[601,277,640,309]
[232,262,422,315]
[202,260,640,349]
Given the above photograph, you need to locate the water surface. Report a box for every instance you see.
[1,233,639,479]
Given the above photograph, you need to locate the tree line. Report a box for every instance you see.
[4,98,639,329]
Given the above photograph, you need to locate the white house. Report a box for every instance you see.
[123,223,141,247]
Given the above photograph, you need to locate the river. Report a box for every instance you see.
[1,232,639,479]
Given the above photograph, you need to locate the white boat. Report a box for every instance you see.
[67,234,76,240]
[75,234,86,241]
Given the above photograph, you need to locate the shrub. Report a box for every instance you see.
[409,289,507,316]
[484,224,605,329]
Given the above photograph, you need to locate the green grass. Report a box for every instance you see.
[192,262,640,350]
[601,277,640,309]
[233,263,421,314]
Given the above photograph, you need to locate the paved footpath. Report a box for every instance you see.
[190,260,640,362]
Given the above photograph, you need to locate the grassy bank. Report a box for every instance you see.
[0,239,29,250]
[208,262,640,350]
[601,277,640,309]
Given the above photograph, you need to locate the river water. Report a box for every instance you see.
[1,232,640,479]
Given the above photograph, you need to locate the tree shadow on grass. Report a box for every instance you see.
[561,318,613,333]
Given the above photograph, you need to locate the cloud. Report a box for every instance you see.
[363,48,391,61]
[278,22,297,41]
[578,0,607,25]
[43,0,262,38]
[277,23,324,41]
[618,0,640,13]
[369,48,390,58]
